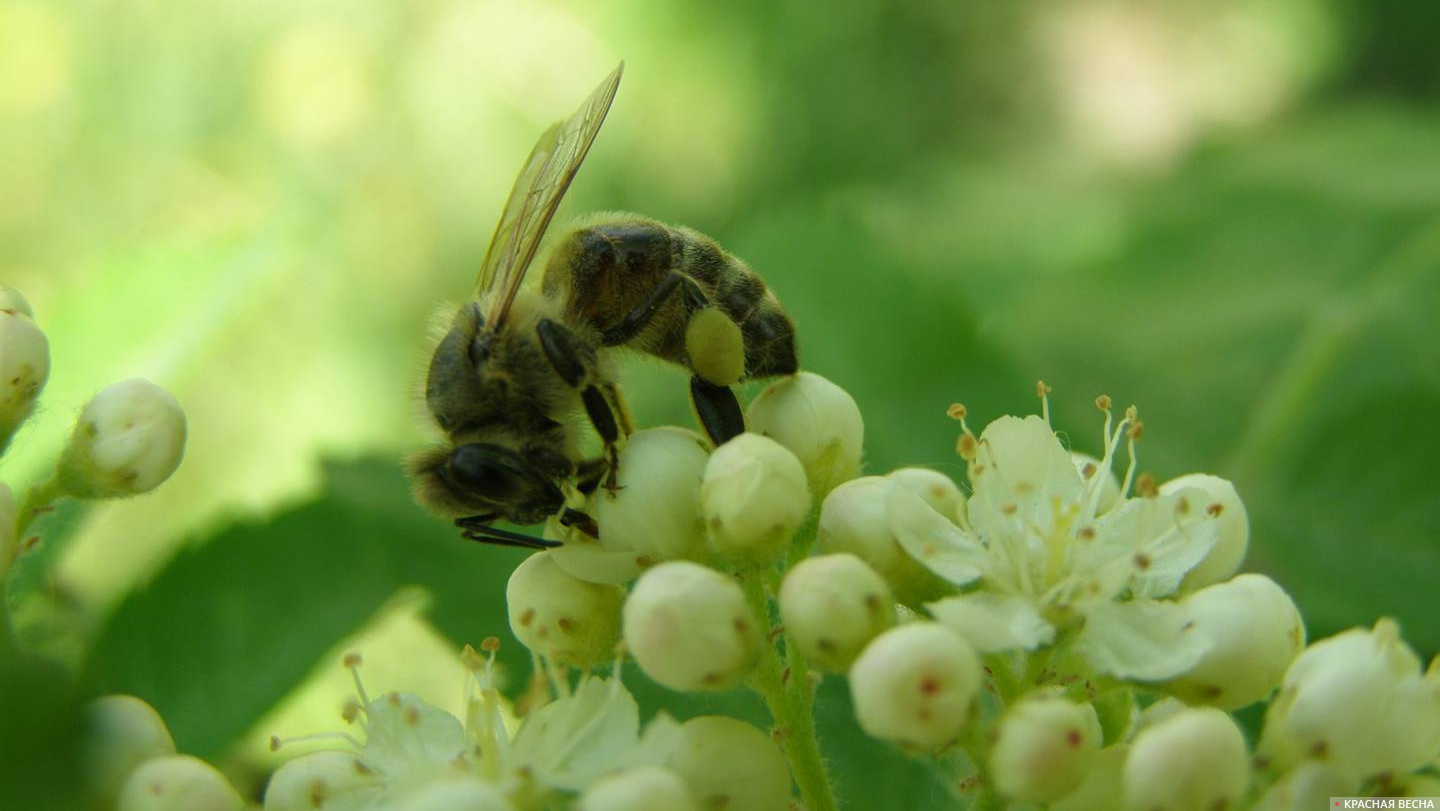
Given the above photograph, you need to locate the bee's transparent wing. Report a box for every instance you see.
[475,62,624,329]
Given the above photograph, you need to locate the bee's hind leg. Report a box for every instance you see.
[690,376,745,446]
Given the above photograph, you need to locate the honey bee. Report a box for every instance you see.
[408,63,798,548]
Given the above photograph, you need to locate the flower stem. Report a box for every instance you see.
[740,572,839,811]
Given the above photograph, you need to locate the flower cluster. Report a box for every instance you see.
[1,284,188,585]
[254,369,1440,810]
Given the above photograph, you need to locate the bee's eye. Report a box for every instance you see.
[448,444,522,499]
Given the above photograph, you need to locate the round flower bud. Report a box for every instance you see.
[1070,452,1120,515]
[577,766,699,811]
[746,371,863,498]
[590,427,709,562]
[667,716,790,811]
[0,284,35,317]
[58,379,187,499]
[507,551,623,669]
[82,695,177,806]
[817,477,948,604]
[886,467,964,524]
[1168,574,1304,710]
[0,305,49,446]
[117,755,244,811]
[990,696,1102,803]
[1258,618,1440,781]
[779,553,894,671]
[685,307,745,387]
[623,561,760,691]
[1250,763,1354,811]
[263,751,384,811]
[1050,745,1127,811]
[394,777,515,811]
[1158,474,1247,590]
[701,433,809,565]
[849,622,981,749]
[1123,707,1248,811]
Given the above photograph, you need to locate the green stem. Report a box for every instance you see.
[10,475,63,567]
[740,572,839,811]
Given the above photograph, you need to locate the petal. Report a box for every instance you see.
[968,416,1085,542]
[889,483,987,585]
[1084,490,1218,599]
[510,676,641,790]
[1076,600,1209,681]
[927,593,1055,653]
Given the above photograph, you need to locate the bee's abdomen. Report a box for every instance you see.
[546,215,797,379]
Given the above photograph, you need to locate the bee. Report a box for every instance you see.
[407,64,798,549]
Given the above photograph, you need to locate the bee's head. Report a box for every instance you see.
[425,302,499,435]
[407,442,565,526]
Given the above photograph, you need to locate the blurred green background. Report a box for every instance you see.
[3,0,1439,805]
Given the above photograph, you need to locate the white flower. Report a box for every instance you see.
[506,551,623,669]
[746,371,864,498]
[1123,707,1249,811]
[1249,763,1354,811]
[263,751,385,811]
[58,378,187,499]
[779,553,895,672]
[393,778,514,811]
[1167,573,1305,710]
[701,433,809,565]
[816,476,948,604]
[666,716,791,811]
[82,695,177,807]
[886,466,965,524]
[1258,618,1440,781]
[117,755,244,811]
[901,407,1223,680]
[622,561,760,691]
[1158,473,1248,590]
[848,622,981,749]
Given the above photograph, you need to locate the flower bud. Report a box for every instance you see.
[1258,618,1440,781]
[1158,474,1247,589]
[623,561,760,691]
[82,695,177,806]
[886,466,964,524]
[1070,452,1119,515]
[779,553,894,671]
[701,433,808,565]
[0,284,34,317]
[1168,574,1304,710]
[667,716,790,811]
[117,755,244,811]
[746,372,863,498]
[58,379,186,499]
[1123,707,1248,811]
[849,622,981,749]
[394,777,515,811]
[1250,763,1354,811]
[590,427,709,562]
[507,551,623,669]
[577,766,699,811]
[0,304,49,447]
[1050,745,1127,811]
[990,696,1102,803]
[263,751,384,811]
[817,477,948,604]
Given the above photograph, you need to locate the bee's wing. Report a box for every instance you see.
[475,62,624,330]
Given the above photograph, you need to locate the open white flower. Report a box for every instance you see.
[905,401,1227,680]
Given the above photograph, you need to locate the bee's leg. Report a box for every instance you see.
[603,382,635,437]
[537,318,624,491]
[454,517,560,550]
[559,507,601,539]
[690,376,746,446]
[575,457,610,494]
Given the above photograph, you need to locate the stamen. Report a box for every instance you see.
[1037,381,1052,426]
[270,730,365,752]
[345,652,372,718]
[1118,408,1142,499]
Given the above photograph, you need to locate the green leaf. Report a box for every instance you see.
[83,457,531,759]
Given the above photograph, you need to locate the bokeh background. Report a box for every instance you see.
[3,0,1438,806]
